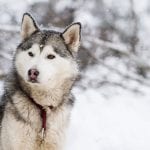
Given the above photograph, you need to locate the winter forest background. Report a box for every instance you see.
[0,0,150,149]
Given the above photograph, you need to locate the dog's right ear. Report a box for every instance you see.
[62,23,81,53]
[21,13,39,40]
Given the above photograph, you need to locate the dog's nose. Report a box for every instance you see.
[28,69,39,80]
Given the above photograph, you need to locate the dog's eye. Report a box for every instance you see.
[47,54,55,59]
[28,52,34,57]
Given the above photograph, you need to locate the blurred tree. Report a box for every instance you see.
[0,0,150,91]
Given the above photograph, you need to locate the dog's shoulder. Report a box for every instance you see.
[0,93,7,125]
[0,71,19,124]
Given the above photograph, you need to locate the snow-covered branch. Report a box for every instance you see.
[85,36,150,70]
[0,25,19,32]
[0,52,12,60]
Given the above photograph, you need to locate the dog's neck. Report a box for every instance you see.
[25,94,54,139]
[19,76,75,108]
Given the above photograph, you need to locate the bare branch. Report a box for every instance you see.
[84,36,150,70]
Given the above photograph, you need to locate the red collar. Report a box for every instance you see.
[19,84,54,139]
[29,97,54,138]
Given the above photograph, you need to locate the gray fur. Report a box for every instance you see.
[17,30,73,58]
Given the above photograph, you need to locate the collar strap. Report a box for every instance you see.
[19,84,54,138]
[29,97,54,138]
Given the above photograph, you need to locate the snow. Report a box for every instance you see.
[133,0,149,13]
[0,0,28,25]
[65,87,150,150]
[74,10,100,29]
[64,59,150,150]
[0,0,150,150]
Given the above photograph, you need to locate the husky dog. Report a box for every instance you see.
[0,13,81,150]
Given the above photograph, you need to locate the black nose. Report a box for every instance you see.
[28,69,39,80]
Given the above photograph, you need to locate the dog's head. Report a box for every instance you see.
[15,13,81,88]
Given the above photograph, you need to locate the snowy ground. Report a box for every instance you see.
[64,64,150,150]
[65,87,150,150]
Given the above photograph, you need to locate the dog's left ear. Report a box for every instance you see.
[62,23,81,53]
[21,13,39,40]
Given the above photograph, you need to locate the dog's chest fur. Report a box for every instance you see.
[0,91,71,150]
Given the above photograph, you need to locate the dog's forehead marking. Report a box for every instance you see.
[39,44,44,52]
[40,44,44,49]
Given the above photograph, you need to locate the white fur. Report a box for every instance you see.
[1,91,71,150]
[15,44,78,107]
[16,44,78,86]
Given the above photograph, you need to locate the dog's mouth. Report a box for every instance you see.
[28,78,39,83]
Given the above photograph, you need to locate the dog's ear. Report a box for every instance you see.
[21,13,39,40]
[62,22,81,53]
